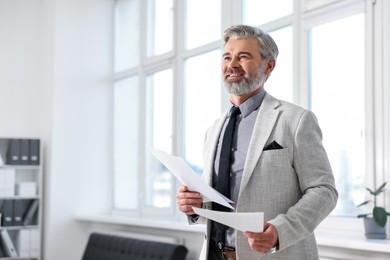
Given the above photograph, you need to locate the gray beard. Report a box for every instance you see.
[223,74,263,96]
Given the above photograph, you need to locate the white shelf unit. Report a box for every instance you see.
[0,139,42,260]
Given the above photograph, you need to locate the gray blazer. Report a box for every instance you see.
[198,93,338,260]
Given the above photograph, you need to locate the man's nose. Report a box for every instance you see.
[228,57,240,68]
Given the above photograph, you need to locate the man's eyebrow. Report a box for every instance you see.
[238,51,253,57]
[222,51,253,57]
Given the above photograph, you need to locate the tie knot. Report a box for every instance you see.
[230,106,241,117]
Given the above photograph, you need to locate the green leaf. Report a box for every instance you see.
[357,200,370,207]
[373,182,387,195]
[373,207,388,227]
[366,187,375,195]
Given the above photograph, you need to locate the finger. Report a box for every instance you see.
[178,204,195,215]
[179,203,202,215]
[177,190,202,200]
[246,236,271,254]
[177,197,202,207]
[244,227,278,253]
[178,185,188,192]
[244,231,264,241]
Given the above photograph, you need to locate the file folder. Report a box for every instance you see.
[29,139,40,165]
[20,139,29,165]
[13,200,25,226]
[1,200,13,226]
[23,200,39,226]
[6,139,20,165]
[0,241,5,257]
[0,229,18,257]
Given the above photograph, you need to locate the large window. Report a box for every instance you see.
[243,0,293,26]
[113,76,139,210]
[146,0,173,56]
[267,26,293,102]
[114,0,139,72]
[113,0,222,215]
[185,0,221,49]
[183,50,221,173]
[145,69,173,208]
[113,0,389,233]
[309,14,366,216]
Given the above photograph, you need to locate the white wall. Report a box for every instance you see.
[0,0,113,259]
[0,0,50,139]
[46,0,113,259]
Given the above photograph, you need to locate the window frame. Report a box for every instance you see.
[112,0,390,237]
[299,0,389,235]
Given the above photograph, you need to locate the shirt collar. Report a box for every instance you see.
[229,89,266,118]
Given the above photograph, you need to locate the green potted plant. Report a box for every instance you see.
[357,182,390,239]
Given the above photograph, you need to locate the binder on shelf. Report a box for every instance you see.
[1,200,14,226]
[13,200,26,226]
[0,153,4,166]
[16,229,30,257]
[4,168,16,197]
[0,240,5,257]
[0,169,6,197]
[20,139,30,165]
[16,182,38,197]
[0,229,18,257]
[23,200,39,226]
[29,139,40,165]
[6,139,20,165]
[29,229,39,257]
[0,169,16,197]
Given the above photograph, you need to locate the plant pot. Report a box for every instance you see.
[364,217,387,239]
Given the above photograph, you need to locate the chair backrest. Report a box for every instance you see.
[81,232,188,260]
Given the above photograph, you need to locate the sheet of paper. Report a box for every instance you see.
[193,207,264,232]
[149,148,234,210]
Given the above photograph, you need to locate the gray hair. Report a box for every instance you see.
[223,25,279,60]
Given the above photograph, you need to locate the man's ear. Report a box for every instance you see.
[265,58,276,76]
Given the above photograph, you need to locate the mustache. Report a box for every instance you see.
[224,69,246,77]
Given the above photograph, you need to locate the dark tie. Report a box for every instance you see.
[212,106,241,248]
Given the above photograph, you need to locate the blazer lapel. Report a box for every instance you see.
[239,93,281,192]
[203,111,228,186]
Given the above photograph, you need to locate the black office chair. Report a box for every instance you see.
[81,232,188,260]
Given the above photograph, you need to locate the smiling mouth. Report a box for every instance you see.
[226,73,245,82]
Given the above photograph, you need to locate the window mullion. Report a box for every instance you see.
[138,71,147,216]
[138,0,148,216]
[364,0,376,192]
[372,0,388,207]
[172,0,183,219]
[382,0,390,236]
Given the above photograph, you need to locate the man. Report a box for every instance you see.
[177,24,338,260]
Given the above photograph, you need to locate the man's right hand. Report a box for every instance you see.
[176,185,203,215]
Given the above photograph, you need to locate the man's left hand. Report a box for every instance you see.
[244,223,279,254]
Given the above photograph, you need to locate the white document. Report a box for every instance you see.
[29,229,40,257]
[17,229,30,257]
[4,169,15,197]
[149,148,234,209]
[193,207,264,232]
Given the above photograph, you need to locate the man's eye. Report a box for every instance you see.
[240,55,249,59]
[223,56,231,61]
